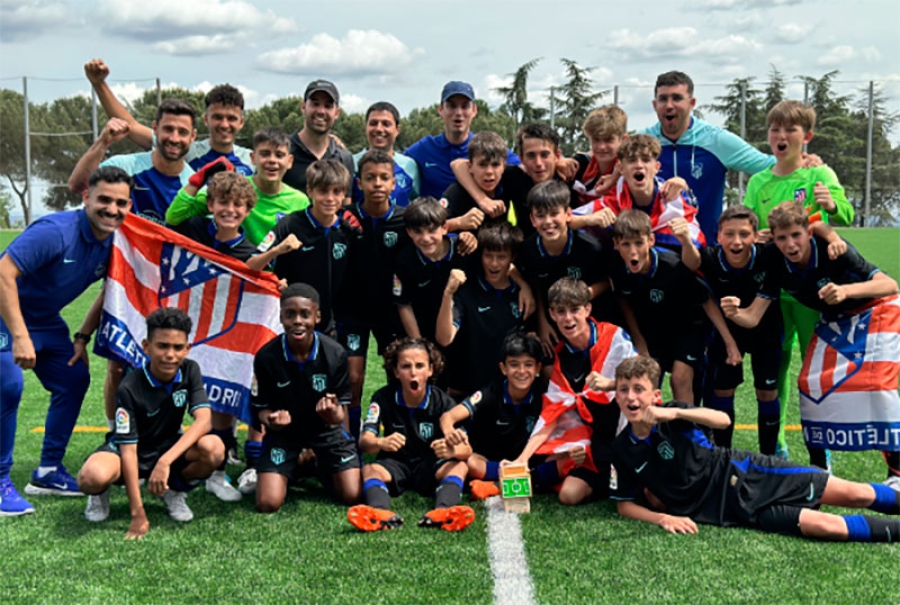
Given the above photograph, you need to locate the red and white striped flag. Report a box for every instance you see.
[798,296,900,451]
[95,214,282,419]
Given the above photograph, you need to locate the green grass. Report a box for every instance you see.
[1,228,898,605]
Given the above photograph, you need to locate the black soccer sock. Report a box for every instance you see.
[844,515,900,543]
[882,451,900,479]
[709,394,735,448]
[807,445,829,470]
[363,478,392,510]
[532,461,560,489]
[434,476,464,508]
[868,483,900,515]
[210,427,234,470]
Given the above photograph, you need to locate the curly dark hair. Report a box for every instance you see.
[382,337,444,385]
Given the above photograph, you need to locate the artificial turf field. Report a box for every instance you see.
[1,227,898,605]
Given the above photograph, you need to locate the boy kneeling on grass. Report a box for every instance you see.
[610,356,900,542]
[77,308,224,539]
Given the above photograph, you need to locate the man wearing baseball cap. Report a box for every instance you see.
[283,79,355,195]
[406,81,519,199]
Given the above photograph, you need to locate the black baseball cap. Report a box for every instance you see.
[304,80,340,105]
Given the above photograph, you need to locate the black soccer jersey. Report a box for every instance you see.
[609,247,710,345]
[440,181,513,232]
[462,377,547,460]
[362,385,458,461]
[170,216,257,262]
[338,202,408,323]
[251,332,352,447]
[449,274,525,393]
[759,236,882,316]
[611,401,829,527]
[516,229,605,315]
[700,244,781,344]
[392,237,476,342]
[257,208,363,332]
[114,359,209,468]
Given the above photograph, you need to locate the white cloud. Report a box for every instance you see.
[818,45,856,65]
[256,30,424,77]
[0,0,68,41]
[482,73,511,106]
[339,94,369,114]
[860,46,883,62]
[95,0,296,49]
[605,27,762,65]
[699,0,801,9]
[775,23,813,43]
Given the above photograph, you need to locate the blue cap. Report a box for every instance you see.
[440,81,475,103]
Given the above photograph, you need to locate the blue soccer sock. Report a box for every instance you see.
[244,440,263,469]
[483,461,500,482]
[843,514,900,543]
[435,475,463,508]
[532,461,560,489]
[363,478,391,510]
[757,397,781,456]
[709,394,735,448]
[868,483,900,515]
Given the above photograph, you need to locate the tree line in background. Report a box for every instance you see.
[1,59,898,226]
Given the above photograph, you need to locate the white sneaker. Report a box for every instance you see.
[84,489,110,522]
[205,470,242,502]
[884,475,900,489]
[236,468,257,495]
[162,490,193,522]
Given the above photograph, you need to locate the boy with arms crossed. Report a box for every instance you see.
[611,356,900,542]
[251,284,361,513]
[77,308,224,538]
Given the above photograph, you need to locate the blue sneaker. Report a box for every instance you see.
[24,466,84,497]
[0,477,35,516]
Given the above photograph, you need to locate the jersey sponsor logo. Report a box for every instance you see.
[794,188,808,204]
[419,422,434,440]
[311,374,327,392]
[657,441,675,460]
[364,403,380,425]
[566,266,582,280]
[383,231,398,248]
[258,231,276,252]
[172,389,187,408]
[333,243,347,260]
[347,334,361,351]
[392,275,402,296]
[649,289,664,304]
[270,447,287,465]
[115,408,130,434]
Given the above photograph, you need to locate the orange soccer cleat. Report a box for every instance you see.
[469,480,500,500]
[418,505,476,532]
[347,504,404,532]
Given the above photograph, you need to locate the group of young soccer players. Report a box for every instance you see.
[1,64,899,545]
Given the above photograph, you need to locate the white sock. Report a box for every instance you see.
[107,418,115,431]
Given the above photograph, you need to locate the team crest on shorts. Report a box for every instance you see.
[333,243,347,260]
[172,389,187,408]
[271,447,286,465]
[311,374,327,392]
[657,440,675,460]
[650,289,665,304]
[419,422,434,440]
[347,334,361,351]
[567,266,582,280]
[384,232,398,248]
[510,301,522,319]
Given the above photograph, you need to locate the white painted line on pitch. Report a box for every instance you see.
[485,496,537,605]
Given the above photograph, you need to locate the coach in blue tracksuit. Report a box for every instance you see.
[0,166,133,516]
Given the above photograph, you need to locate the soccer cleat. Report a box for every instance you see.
[0,477,35,516]
[205,470,242,502]
[418,506,475,532]
[347,504,404,532]
[884,475,900,490]
[236,468,258,495]
[24,466,83,497]
[162,490,194,522]
[84,489,110,522]
[469,480,500,501]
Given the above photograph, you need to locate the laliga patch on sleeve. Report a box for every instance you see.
[115,408,130,434]
[468,390,483,406]
[439,197,449,209]
[257,231,276,253]
[392,275,402,297]
[364,403,380,425]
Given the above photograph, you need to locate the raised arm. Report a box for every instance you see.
[68,118,131,194]
[84,59,154,150]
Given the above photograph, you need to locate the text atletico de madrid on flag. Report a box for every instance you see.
[94,214,283,419]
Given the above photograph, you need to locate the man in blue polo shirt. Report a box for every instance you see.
[0,166,133,516]
[352,101,421,207]
[406,81,519,199]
